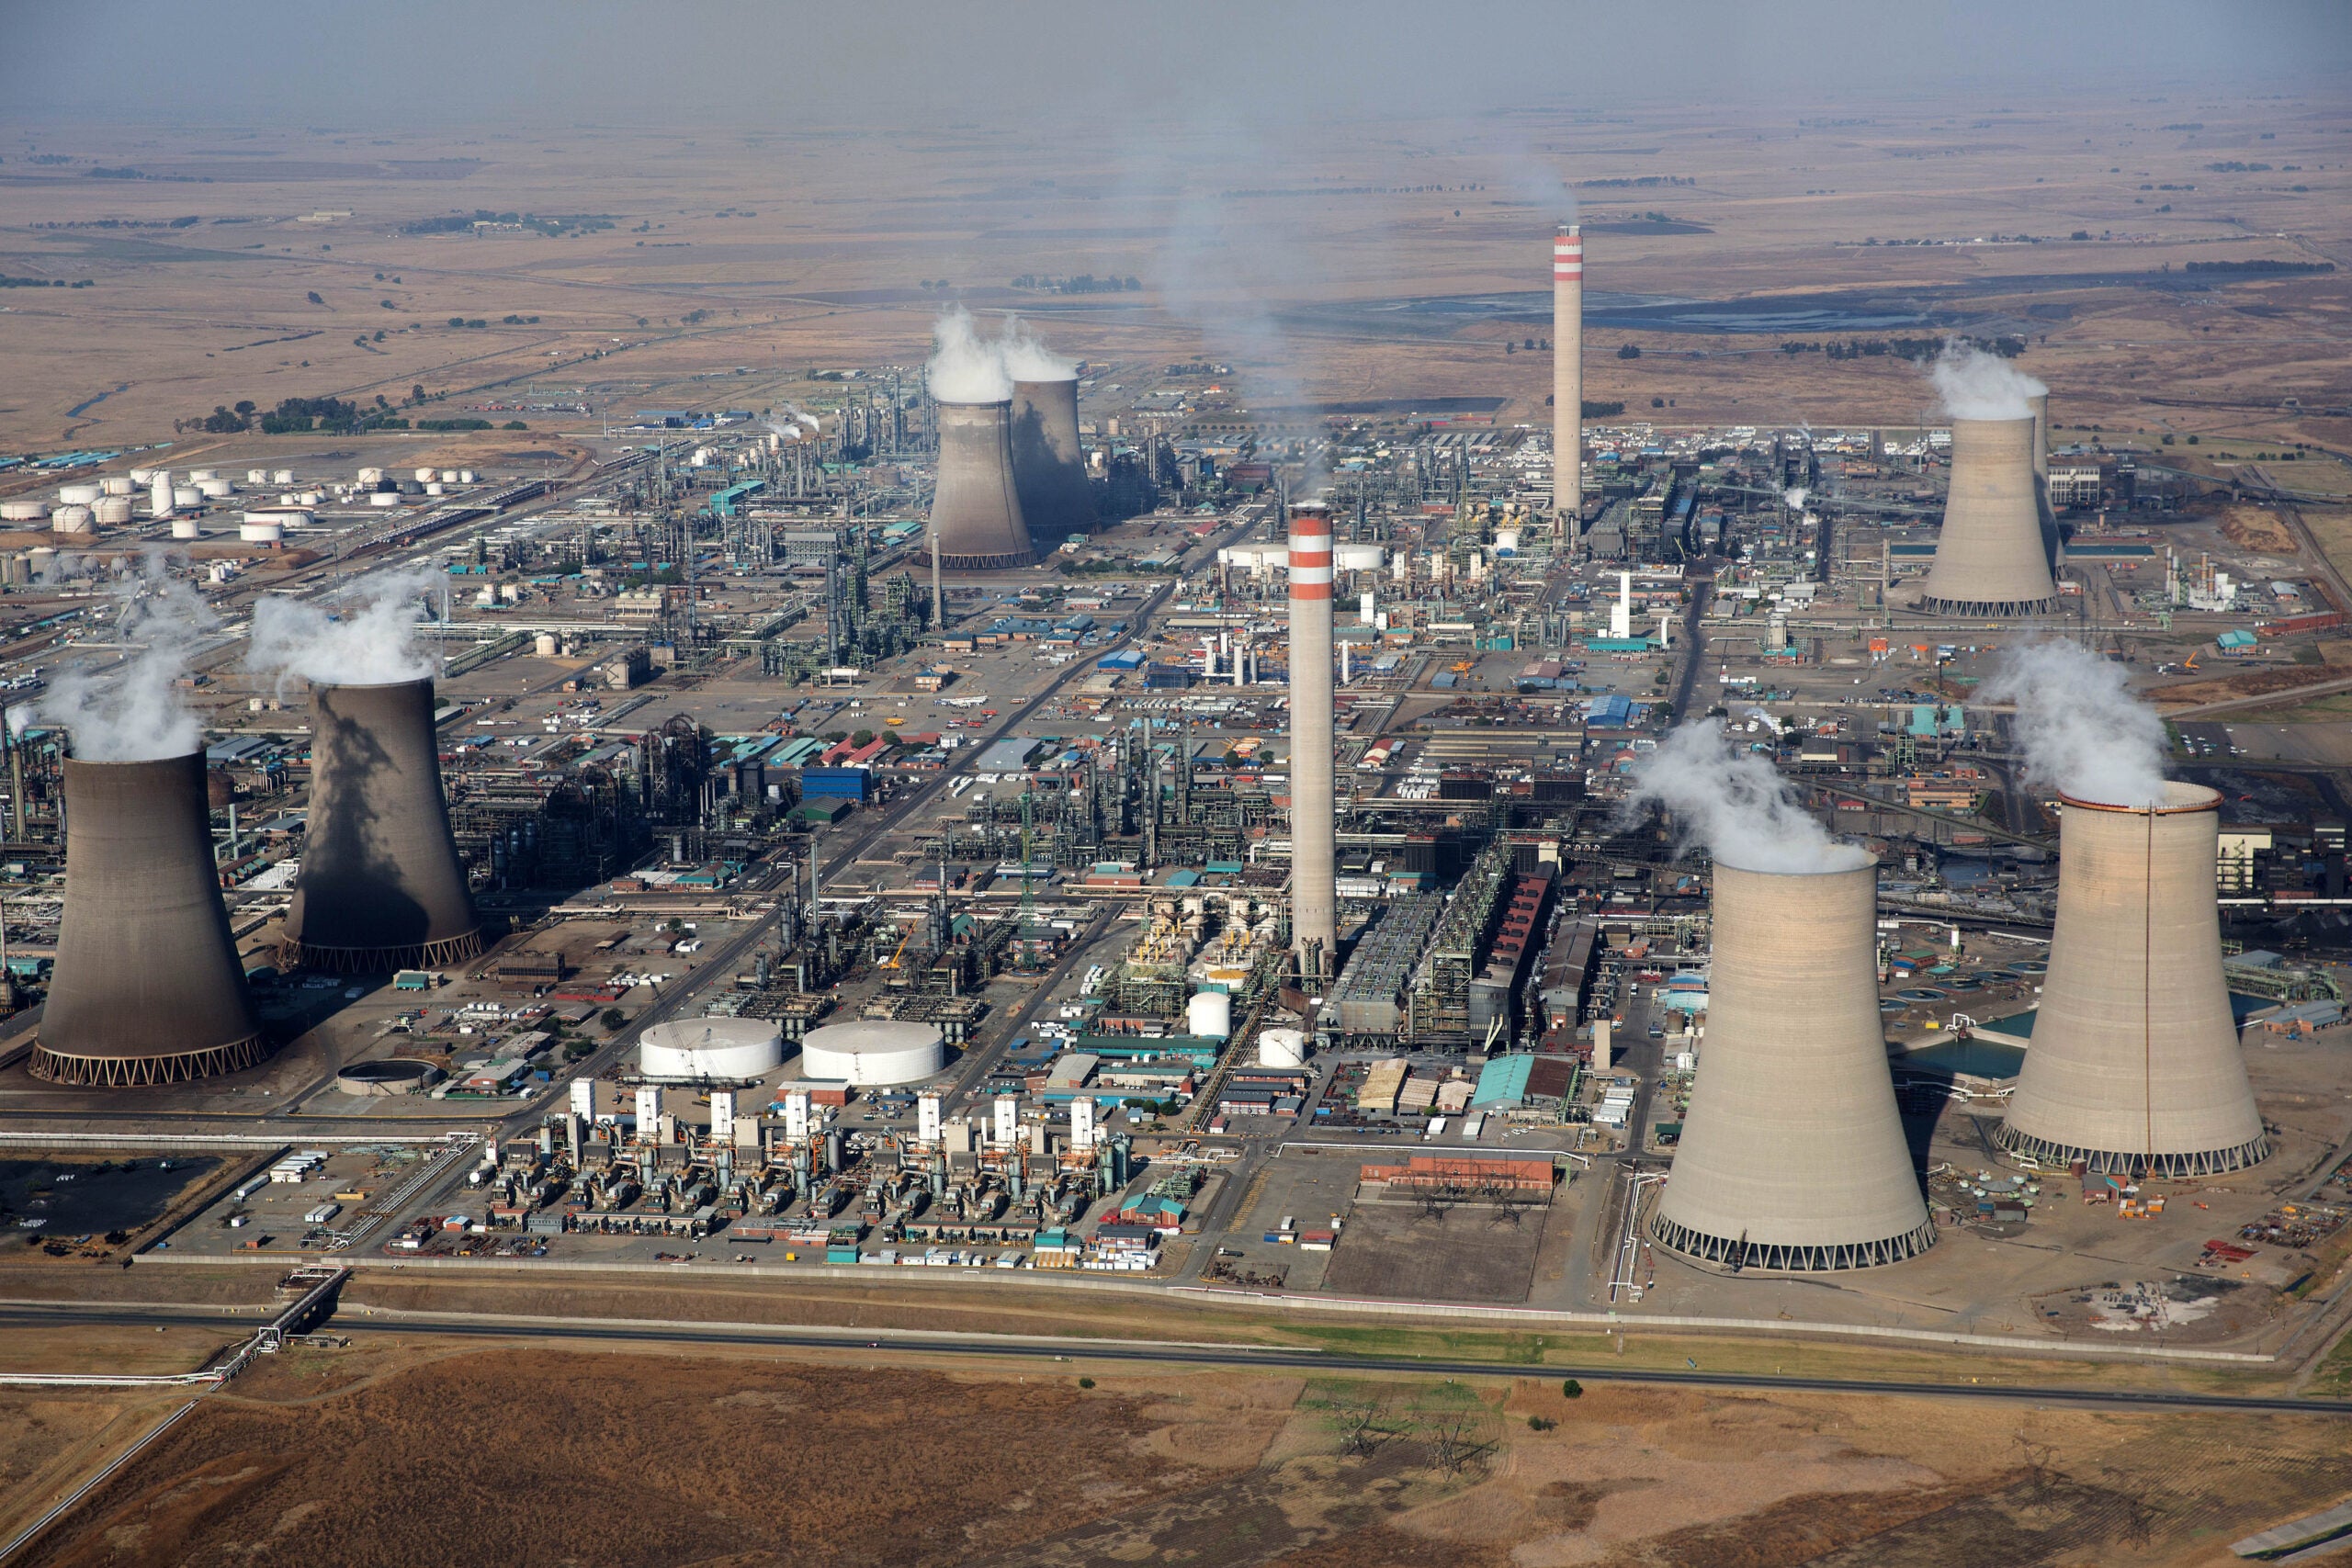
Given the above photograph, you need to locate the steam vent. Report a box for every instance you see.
[929,399,1036,570]
[1915,415,2058,616]
[283,678,484,973]
[1010,377,1097,540]
[1997,784,2270,1177]
[32,755,270,1087]
[1652,862,1936,1271]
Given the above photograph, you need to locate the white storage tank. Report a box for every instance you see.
[413,467,436,483]
[239,519,284,544]
[57,482,102,506]
[439,468,460,483]
[1495,528,1521,556]
[534,633,560,657]
[1332,543,1385,571]
[297,491,322,505]
[26,547,54,577]
[272,468,295,485]
[173,485,203,508]
[1258,1027,1308,1068]
[50,506,94,536]
[425,482,445,496]
[458,469,476,484]
[129,468,154,486]
[1186,990,1232,1040]
[197,478,234,499]
[94,497,134,525]
[639,1017,785,1079]
[171,519,202,540]
[245,468,268,484]
[356,468,383,485]
[100,475,136,496]
[187,468,216,483]
[799,1020,945,1087]
[368,491,399,508]
[0,501,46,524]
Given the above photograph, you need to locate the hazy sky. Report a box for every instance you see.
[3,0,2346,131]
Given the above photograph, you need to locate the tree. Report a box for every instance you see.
[234,400,255,417]
[1561,1379,1583,1399]
[1618,344,1642,360]
[306,291,324,306]
[599,1008,627,1029]
[411,384,427,406]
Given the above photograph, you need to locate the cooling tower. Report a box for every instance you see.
[283,679,483,973]
[929,400,1035,570]
[32,755,269,1087]
[1997,784,2268,1177]
[1010,378,1097,540]
[1288,502,1337,981]
[1553,224,1583,527]
[1916,416,2059,616]
[2028,391,2050,484]
[1652,862,1936,1271]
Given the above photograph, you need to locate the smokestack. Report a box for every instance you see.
[1652,862,1935,1271]
[1009,378,1097,542]
[1553,223,1583,531]
[1288,501,1336,981]
[928,400,1036,570]
[1916,417,2059,616]
[284,679,483,972]
[1997,784,2269,1177]
[32,755,269,1086]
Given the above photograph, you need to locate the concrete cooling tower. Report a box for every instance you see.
[1652,862,1936,1271]
[1010,378,1097,540]
[1288,502,1337,981]
[283,679,483,973]
[1997,784,2269,1177]
[32,755,269,1087]
[929,400,1036,570]
[1916,416,2058,616]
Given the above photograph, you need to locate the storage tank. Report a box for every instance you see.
[94,497,134,526]
[368,492,399,508]
[534,633,559,657]
[170,519,201,541]
[1996,783,2269,1176]
[458,469,475,484]
[639,1018,785,1079]
[928,400,1037,570]
[187,469,216,483]
[239,520,284,544]
[439,468,460,484]
[1916,417,2058,616]
[425,482,445,496]
[800,1020,945,1086]
[297,491,322,506]
[172,486,202,508]
[197,478,234,500]
[1493,529,1521,557]
[272,468,295,485]
[100,475,135,497]
[50,506,94,536]
[356,468,383,485]
[1332,543,1385,571]
[58,482,101,506]
[1257,1027,1307,1068]
[27,547,54,578]
[413,467,436,483]
[245,468,269,484]
[1186,990,1233,1040]
[129,468,155,487]
[1651,861,1936,1271]
[0,502,46,524]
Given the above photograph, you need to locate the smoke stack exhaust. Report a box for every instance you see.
[1553,224,1582,529]
[1010,378,1097,541]
[1917,416,2059,615]
[1288,502,1336,981]
[33,755,269,1086]
[1652,862,1935,1271]
[284,679,484,973]
[928,400,1037,571]
[1997,784,2269,1176]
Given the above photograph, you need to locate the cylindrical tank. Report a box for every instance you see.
[413,467,436,483]
[171,519,201,540]
[297,491,322,506]
[368,491,399,508]
[150,476,174,518]
[640,1019,785,1078]
[425,482,445,496]
[1186,990,1232,1040]
[272,468,295,485]
[245,468,269,484]
[284,679,484,973]
[0,502,46,524]
[129,468,155,486]
[187,469,216,482]
[800,1021,946,1086]
[534,633,559,657]
[356,468,383,485]
[50,506,94,535]
[32,755,270,1087]
[1008,378,1097,541]
[1257,1027,1307,1068]
[58,482,101,505]
[1652,861,1935,1271]
[94,497,133,526]
[100,475,136,497]
[197,478,234,500]
[438,468,460,484]
[458,469,475,484]
[1494,529,1521,557]
[1332,543,1385,571]
[239,520,284,544]
[1916,416,2058,616]
[929,400,1036,570]
[173,485,203,508]
[27,547,54,577]
[1997,784,2268,1176]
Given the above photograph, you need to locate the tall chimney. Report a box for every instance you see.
[1553,223,1583,531]
[1009,378,1097,542]
[1916,416,2059,616]
[1288,501,1336,981]
[929,400,1036,570]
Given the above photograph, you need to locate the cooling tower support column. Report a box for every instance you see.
[1996,784,2269,1178]
[1288,502,1336,983]
[32,755,269,1088]
[1916,416,2059,616]
[284,679,484,974]
[1652,862,1935,1272]
[1553,224,1583,532]
[929,400,1036,571]
[1010,378,1098,540]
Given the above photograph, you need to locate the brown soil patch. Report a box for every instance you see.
[2221,505,2299,556]
[2154,664,2349,709]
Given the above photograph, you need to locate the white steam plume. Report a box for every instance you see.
[927,305,1012,403]
[24,552,217,761]
[1930,340,2045,422]
[997,315,1076,381]
[1621,720,1870,874]
[246,565,444,695]
[1980,639,2167,808]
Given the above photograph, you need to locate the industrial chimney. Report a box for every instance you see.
[31,755,270,1086]
[1010,378,1097,542]
[1997,784,2269,1177]
[929,400,1036,570]
[1652,862,1936,1270]
[1288,501,1336,982]
[282,678,483,973]
[1553,224,1583,531]
[1915,416,2059,616]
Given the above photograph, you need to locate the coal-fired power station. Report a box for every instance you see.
[1553,224,1583,528]
[1997,784,2270,1177]
[31,755,270,1087]
[929,399,1036,571]
[1288,502,1336,982]
[1010,377,1097,541]
[1915,415,2059,616]
[1653,862,1937,1270]
[283,678,483,974]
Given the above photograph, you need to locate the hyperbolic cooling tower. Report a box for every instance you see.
[1288,502,1337,980]
[1553,224,1583,526]
[32,755,270,1087]
[2028,391,2050,484]
[283,679,483,973]
[1010,378,1097,540]
[1916,416,2059,616]
[929,400,1036,570]
[1652,862,1936,1270]
[1997,784,2269,1177]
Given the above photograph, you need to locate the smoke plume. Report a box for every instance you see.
[22,552,218,761]
[1980,639,2168,807]
[997,315,1076,381]
[1929,341,2046,422]
[927,305,1012,403]
[246,565,443,694]
[1621,720,1870,874]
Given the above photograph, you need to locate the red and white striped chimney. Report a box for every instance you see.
[1287,502,1336,978]
[1554,223,1583,530]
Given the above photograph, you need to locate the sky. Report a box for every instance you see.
[2,0,2346,131]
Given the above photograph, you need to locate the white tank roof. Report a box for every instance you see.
[639,1017,785,1080]
[800,1020,945,1087]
